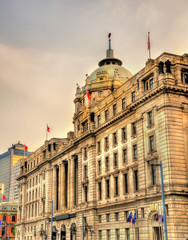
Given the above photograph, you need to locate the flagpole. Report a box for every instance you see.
[46,124,48,141]
[148,32,151,59]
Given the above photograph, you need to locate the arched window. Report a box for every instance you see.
[2,215,6,221]
[12,215,16,222]
[165,60,171,73]
[159,61,164,74]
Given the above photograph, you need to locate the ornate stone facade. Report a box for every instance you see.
[16,43,188,240]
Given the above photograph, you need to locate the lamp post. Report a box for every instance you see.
[48,200,53,240]
[87,226,94,240]
[154,161,168,240]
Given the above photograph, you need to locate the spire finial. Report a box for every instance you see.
[108,33,111,50]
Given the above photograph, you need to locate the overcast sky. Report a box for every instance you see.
[0,0,187,153]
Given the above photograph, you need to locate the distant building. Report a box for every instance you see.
[0,142,32,202]
[9,159,22,203]
[0,202,17,240]
[16,40,188,240]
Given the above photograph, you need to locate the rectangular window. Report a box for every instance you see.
[113,104,117,116]
[115,212,119,221]
[122,127,126,141]
[133,144,137,160]
[125,211,129,220]
[151,164,156,185]
[105,110,109,121]
[122,98,126,110]
[97,115,101,126]
[135,228,139,240]
[98,160,101,174]
[149,135,154,152]
[134,170,138,191]
[115,176,119,196]
[126,228,130,240]
[113,132,117,145]
[84,186,88,202]
[107,229,111,240]
[148,111,153,125]
[105,137,109,149]
[83,121,88,132]
[123,149,127,164]
[149,78,154,89]
[124,173,128,193]
[98,182,102,200]
[84,147,87,159]
[105,157,109,171]
[106,179,110,198]
[132,91,136,102]
[114,153,118,167]
[141,208,144,218]
[165,204,169,216]
[145,81,149,91]
[106,214,110,222]
[116,229,120,240]
[132,122,137,135]
[99,215,102,223]
[97,141,101,154]
[84,165,88,178]
[99,230,102,240]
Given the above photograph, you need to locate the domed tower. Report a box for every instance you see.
[73,35,132,135]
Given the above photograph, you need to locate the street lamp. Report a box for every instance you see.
[87,226,94,240]
[153,161,168,240]
[48,200,53,240]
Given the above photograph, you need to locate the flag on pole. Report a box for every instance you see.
[87,90,91,100]
[2,195,5,200]
[126,212,132,222]
[132,212,137,225]
[24,145,28,151]
[47,125,50,133]
[156,211,159,222]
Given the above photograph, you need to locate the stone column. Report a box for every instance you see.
[59,163,62,211]
[70,156,75,208]
[77,151,82,205]
[62,161,66,209]
[67,159,71,209]
[52,166,57,212]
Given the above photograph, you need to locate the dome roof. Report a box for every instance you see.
[89,64,132,82]
[89,36,132,82]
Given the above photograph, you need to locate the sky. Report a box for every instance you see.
[0,0,187,153]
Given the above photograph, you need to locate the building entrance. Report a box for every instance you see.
[153,227,162,240]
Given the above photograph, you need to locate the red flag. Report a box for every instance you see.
[2,195,5,200]
[24,145,28,151]
[108,33,111,38]
[147,32,150,50]
[87,90,91,100]
[47,125,50,133]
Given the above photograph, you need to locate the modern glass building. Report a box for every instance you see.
[0,142,32,202]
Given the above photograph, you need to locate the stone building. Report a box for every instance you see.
[16,40,188,240]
